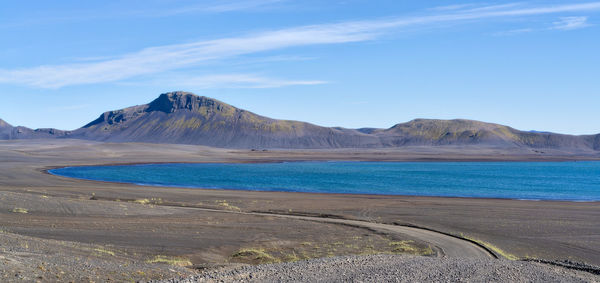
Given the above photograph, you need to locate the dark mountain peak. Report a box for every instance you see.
[83,91,237,128]
[147,91,234,114]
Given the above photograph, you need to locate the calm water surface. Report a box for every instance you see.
[49,162,600,201]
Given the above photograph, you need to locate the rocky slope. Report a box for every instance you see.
[2,91,599,152]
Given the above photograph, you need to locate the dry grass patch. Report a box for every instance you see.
[132,199,150,205]
[146,255,192,267]
[94,248,115,256]
[230,235,435,265]
[463,236,519,260]
[11,207,28,214]
[215,200,241,211]
[231,248,279,264]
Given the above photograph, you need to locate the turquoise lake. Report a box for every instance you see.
[49,162,600,201]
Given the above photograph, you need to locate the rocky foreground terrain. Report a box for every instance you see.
[1,139,600,282]
[159,255,600,283]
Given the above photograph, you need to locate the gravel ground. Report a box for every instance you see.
[0,231,193,282]
[160,255,600,283]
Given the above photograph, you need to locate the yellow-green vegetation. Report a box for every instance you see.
[241,111,304,133]
[162,117,204,129]
[231,236,434,265]
[495,126,519,141]
[389,240,419,253]
[146,255,192,267]
[196,102,236,119]
[386,240,433,256]
[94,248,115,256]
[422,245,434,256]
[11,207,28,214]
[215,200,241,211]
[394,119,516,142]
[132,199,150,205]
[231,248,279,264]
[265,121,303,133]
[131,198,163,205]
[283,251,302,262]
[464,236,519,260]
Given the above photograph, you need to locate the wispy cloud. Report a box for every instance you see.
[494,15,591,35]
[219,55,318,67]
[461,3,525,13]
[551,16,590,30]
[2,2,600,88]
[493,28,534,36]
[195,0,285,13]
[141,74,327,89]
[1,0,287,29]
[0,22,379,88]
[136,0,287,17]
[430,4,477,11]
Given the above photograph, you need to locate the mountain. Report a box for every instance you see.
[70,91,380,148]
[2,91,599,152]
[378,119,593,149]
[0,118,69,140]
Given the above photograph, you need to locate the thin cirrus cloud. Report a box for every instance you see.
[192,0,285,13]
[551,16,590,30]
[493,28,535,36]
[130,74,327,89]
[494,15,591,36]
[135,0,287,17]
[429,4,478,11]
[1,2,600,89]
[1,0,287,29]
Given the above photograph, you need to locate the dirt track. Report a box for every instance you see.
[177,207,495,259]
[1,139,600,281]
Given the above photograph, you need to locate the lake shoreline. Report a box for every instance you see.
[1,140,600,281]
[48,161,600,202]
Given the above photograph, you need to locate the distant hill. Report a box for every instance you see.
[378,119,594,150]
[0,118,68,140]
[1,91,599,152]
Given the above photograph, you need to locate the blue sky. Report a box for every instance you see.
[1,1,599,134]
